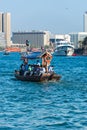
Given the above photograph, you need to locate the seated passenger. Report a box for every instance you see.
[40,67,45,74]
[48,65,54,73]
[24,63,29,71]
[20,64,25,75]
[23,58,29,76]
[36,60,40,66]
[36,65,41,75]
[27,65,32,75]
[39,66,46,75]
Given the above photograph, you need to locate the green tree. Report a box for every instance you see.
[82,37,87,48]
[78,40,83,48]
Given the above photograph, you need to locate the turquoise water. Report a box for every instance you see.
[0,52,87,130]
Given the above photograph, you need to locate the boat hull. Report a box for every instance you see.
[54,47,74,56]
[15,72,61,82]
[54,40,74,56]
[21,51,41,59]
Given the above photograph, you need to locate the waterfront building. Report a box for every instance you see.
[83,12,87,32]
[12,31,50,48]
[69,32,87,48]
[50,34,70,44]
[0,12,11,48]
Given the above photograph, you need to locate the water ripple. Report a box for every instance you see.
[0,53,87,129]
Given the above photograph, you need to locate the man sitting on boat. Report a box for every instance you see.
[38,65,46,76]
[20,64,25,75]
[48,65,54,73]
[36,60,40,66]
[19,58,29,76]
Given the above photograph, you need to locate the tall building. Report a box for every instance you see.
[0,32,6,48]
[83,12,87,32]
[0,13,2,32]
[0,12,11,47]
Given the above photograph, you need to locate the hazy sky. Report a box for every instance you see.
[0,0,87,34]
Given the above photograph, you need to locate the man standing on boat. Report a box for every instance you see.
[40,51,52,73]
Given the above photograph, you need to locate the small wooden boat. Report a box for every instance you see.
[15,71,61,82]
[15,51,61,82]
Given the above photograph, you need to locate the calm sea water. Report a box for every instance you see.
[0,52,87,130]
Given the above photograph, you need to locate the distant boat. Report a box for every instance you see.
[3,50,10,55]
[54,40,74,56]
[21,51,41,59]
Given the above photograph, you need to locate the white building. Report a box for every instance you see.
[69,32,87,49]
[12,31,50,48]
[55,34,70,42]
[50,34,70,44]
[83,12,87,32]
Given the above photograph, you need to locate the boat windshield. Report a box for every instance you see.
[56,41,74,47]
